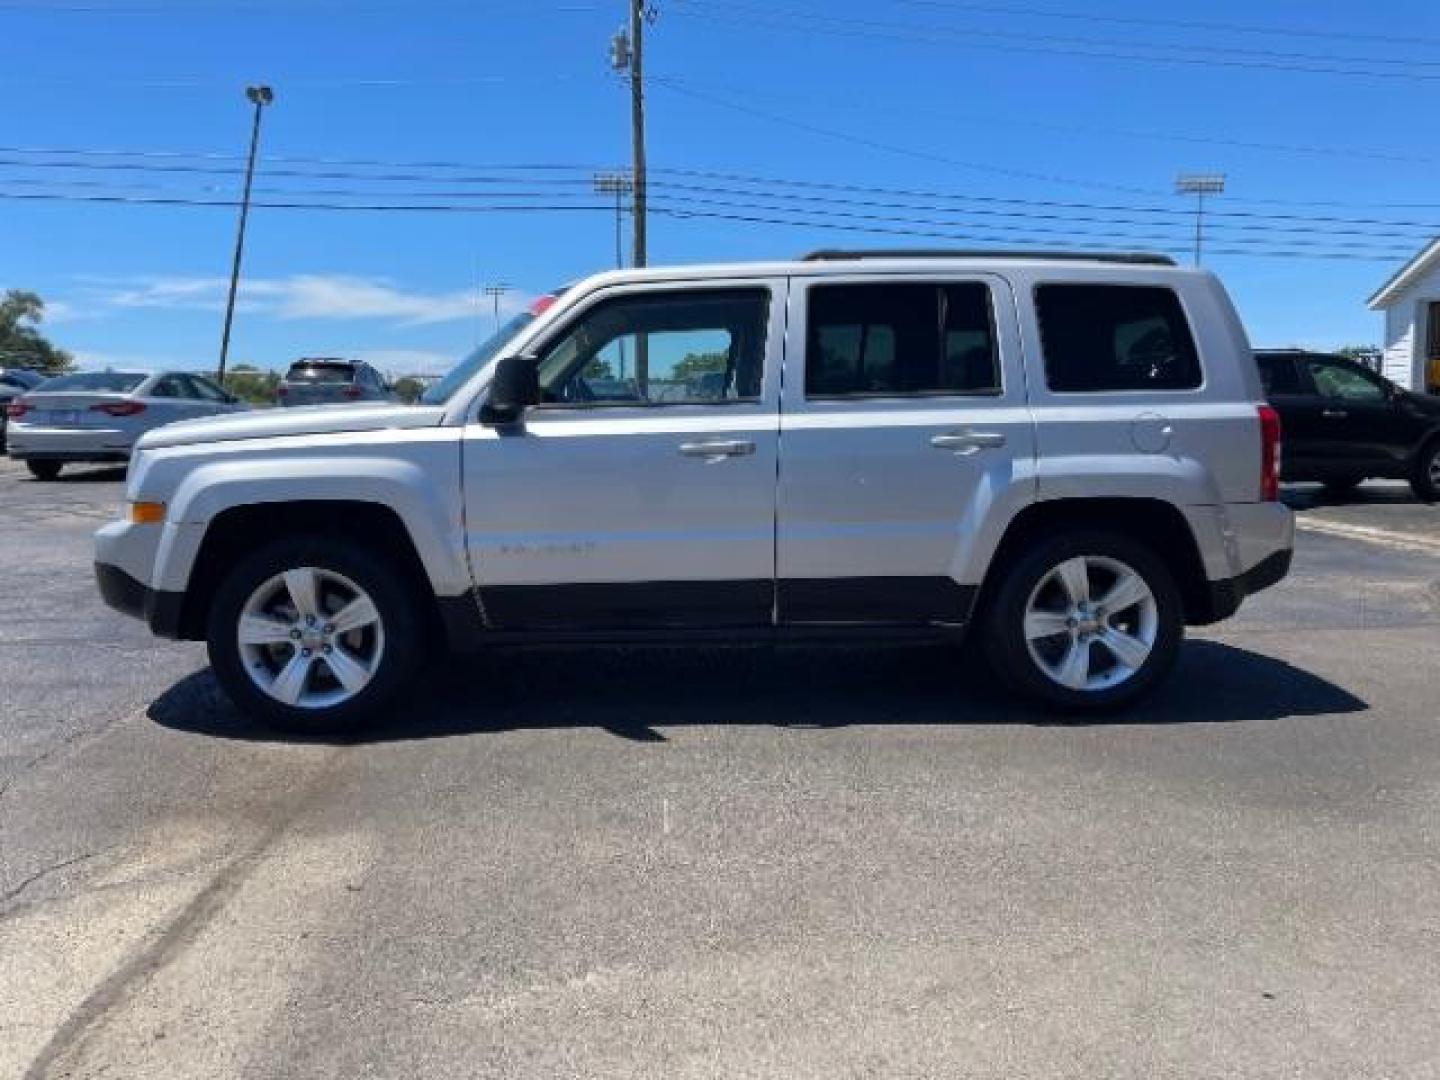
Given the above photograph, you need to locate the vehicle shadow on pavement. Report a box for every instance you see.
[147,638,1367,745]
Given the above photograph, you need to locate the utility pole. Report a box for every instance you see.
[482,283,511,333]
[593,170,633,268]
[217,84,274,386]
[1175,173,1225,266]
[628,0,648,268]
[610,3,651,267]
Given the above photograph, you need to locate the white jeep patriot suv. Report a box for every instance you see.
[95,251,1293,732]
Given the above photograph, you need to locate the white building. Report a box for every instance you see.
[1368,236,1440,394]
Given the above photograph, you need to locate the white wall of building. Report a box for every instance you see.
[1377,260,1440,391]
[1382,301,1417,388]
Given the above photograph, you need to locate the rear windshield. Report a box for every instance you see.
[37,372,147,393]
[286,363,355,384]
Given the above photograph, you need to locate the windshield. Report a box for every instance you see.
[37,372,147,393]
[420,310,538,406]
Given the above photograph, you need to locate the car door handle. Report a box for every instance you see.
[1322,408,1348,419]
[930,430,1007,453]
[679,439,755,460]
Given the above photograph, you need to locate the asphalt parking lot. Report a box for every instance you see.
[2,458,1439,1079]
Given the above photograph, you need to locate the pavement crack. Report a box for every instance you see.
[0,849,107,913]
[20,747,350,1080]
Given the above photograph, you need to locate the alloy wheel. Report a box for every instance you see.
[237,566,386,709]
[1023,555,1158,692]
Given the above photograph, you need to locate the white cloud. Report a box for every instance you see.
[350,349,457,378]
[82,274,531,326]
[70,349,202,373]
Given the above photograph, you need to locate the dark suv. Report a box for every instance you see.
[277,358,395,407]
[1256,349,1440,501]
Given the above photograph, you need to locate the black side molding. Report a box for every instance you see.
[1193,548,1293,625]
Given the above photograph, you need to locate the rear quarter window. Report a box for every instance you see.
[1035,284,1202,392]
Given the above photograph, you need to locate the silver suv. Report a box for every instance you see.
[94,251,1293,732]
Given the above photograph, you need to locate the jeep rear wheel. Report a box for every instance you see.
[26,460,62,481]
[984,531,1182,713]
[207,537,426,734]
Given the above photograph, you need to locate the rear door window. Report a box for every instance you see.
[805,282,1000,398]
[1035,284,1202,392]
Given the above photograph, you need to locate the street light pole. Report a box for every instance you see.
[1175,173,1225,266]
[217,84,273,386]
[593,170,633,268]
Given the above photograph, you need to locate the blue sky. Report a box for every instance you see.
[1,0,1438,377]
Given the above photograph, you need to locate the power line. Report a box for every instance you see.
[5,142,1440,212]
[880,0,1440,50]
[677,0,1440,71]
[668,1,1440,82]
[651,75,1438,168]
[0,189,1420,262]
[650,77,1165,198]
[6,154,1440,236]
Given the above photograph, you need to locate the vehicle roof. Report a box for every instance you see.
[568,252,1210,289]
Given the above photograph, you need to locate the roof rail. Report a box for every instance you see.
[800,248,1177,266]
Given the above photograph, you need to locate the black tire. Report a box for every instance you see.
[26,460,62,481]
[1410,439,1440,503]
[206,536,428,735]
[1321,476,1363,497]
[981,530,1184,714]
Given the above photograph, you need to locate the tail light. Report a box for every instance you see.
[342,385,363,399]
[5,399,28,419]
[277,385,288,398]
[91,401,147,418]
[1258,404,1281,501]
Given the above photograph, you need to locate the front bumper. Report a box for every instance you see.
[94,561,186,639]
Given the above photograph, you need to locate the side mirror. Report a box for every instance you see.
[480,354,540,426]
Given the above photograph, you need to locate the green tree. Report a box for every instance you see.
[0,290,74,375]
[391,375,426,403]
[221,364,281,405]
[1334,344,1380,359]
[669,350,726,383]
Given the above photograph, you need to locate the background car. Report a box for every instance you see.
[1256,349,1440,500]
[5,369,244,480]
[276,358,396,406]
[0,367,44,446]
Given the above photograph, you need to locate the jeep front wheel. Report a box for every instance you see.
[206,538,425,734]
[984,532,1183,713]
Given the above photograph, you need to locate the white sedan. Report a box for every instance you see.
[5,370,245,480]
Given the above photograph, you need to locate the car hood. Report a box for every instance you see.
[136,403,447,450]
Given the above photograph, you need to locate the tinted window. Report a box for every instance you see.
[806,283,999,398]
[36,372,146,393]
[1035,284,1201,392]
[185,375,230,402]
[150,375,194,399]
[538,289,768,406]
[1304,356,1386,402]
[287,363,355,384]
[1257,354,1303,394]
